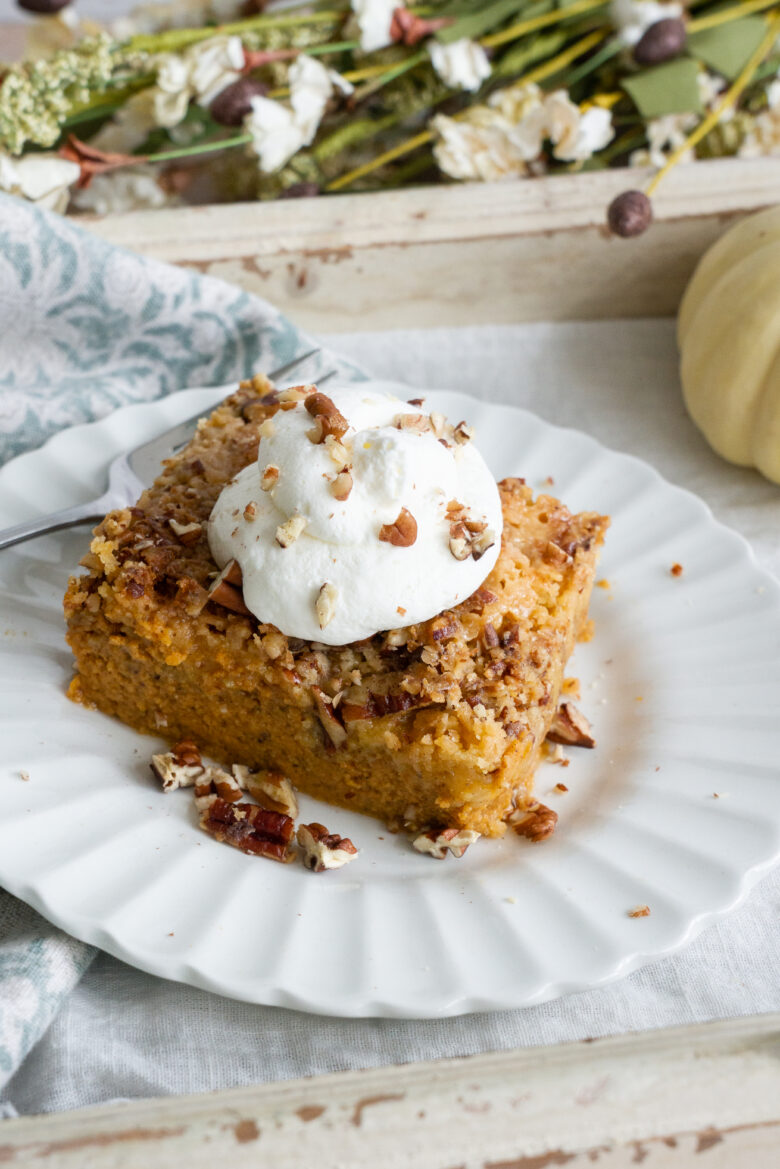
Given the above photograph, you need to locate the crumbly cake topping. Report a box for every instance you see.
[66,376,607,762]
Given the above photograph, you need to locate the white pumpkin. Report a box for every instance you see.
[678,205,780,485]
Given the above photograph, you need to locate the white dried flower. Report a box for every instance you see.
[290,54,354,141]
[428,38,492,93]
[152,35,245,130]
[544,91,614,161]
[69,166,179,215]
[245,55,353,174]
[351,0,397,53]
[0,152,80,213]
[610,0,683,48]
[630,112,696,168]
[432,110,529,181]
[488,83,548,158]
[433,81,612,181]
[245,97,306,174]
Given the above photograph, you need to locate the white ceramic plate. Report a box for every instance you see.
[1,384,779,1018]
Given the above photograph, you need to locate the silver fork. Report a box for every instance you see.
[0,350,335,552]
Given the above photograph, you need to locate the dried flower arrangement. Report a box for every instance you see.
[2,0,780,234]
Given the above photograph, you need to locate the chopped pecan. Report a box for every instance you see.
[547,702,595,749]
[508,802,558,842]
[431,616,457,642]
[173,739,202,767]
[407,397,425,407]
[150,746,204,792]
[324,435,350,465]
[471,528,496,561]
[483,622,500,648]
[208,560,251,616]
[277,384,311,404]
[453,420,474,445]
[312,685,347,748]
[233,766,299,818]
[297,822,359,872]
[412,827,480,860]
[305,392,348,443]
[276,514,307,548]
[394,412,432,435]
[447,508,496,562]
[329,467,353,501]
[260,464,279,492]
[544,540,572,568]
[168,518,203,545]
[379,507,417,548]
[429,411,447,438]
[193,766,244,811]
[200,797,295,862]
[315,581,338,630]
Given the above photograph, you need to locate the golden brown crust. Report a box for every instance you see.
[64,378,608,837]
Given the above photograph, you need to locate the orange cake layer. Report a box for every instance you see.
[64,378,608,837]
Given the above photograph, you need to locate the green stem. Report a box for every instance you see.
[145,134,251,164]
[305,40,359,56]
[126,9,348,54]
[564,38,621,88]
[349,51,427,103]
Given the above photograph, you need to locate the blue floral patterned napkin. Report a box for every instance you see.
[0,192,365,1091]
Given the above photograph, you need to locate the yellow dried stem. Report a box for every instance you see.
[482,0,608,48]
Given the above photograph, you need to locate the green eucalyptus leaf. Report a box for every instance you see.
[687,17,767,81]
[622,57,703,117]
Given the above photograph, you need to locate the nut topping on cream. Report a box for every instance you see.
[208,385,502,645]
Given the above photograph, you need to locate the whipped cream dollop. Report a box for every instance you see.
[208,385,502,645]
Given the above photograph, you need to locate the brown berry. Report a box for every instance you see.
[633,18,687,67]
[210,78,268,127]
[17,0,71,10]
[607,190,652,238]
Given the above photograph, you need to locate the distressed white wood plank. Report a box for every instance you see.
[1,1014,778,1167]
[80,159,780,330]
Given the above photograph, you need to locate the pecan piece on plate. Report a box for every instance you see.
[547,702,595,748]
[150,741,205,792]
[193,766,245,812]
[200,797,296,862]
[508,801,558,842]
[297,822,358,872]
[232,766,299,819]
[412,827,480,859]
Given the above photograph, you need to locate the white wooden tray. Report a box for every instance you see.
[81,157,780,331]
